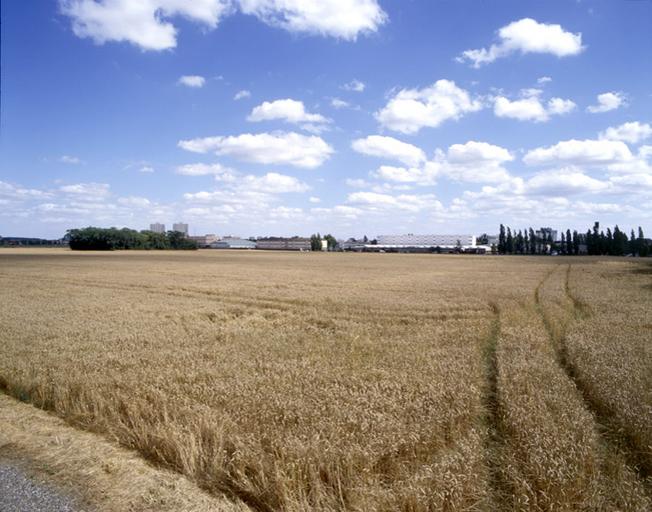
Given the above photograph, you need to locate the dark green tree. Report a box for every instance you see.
[506,227,514,254]
[529,228,537,255]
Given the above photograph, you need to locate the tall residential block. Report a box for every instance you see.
[172,222,188,236]
[150,223,165,233]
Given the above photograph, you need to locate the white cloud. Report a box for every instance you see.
[247,99,330,128]
[493,94,575,122]
[375,79,482,134]
[523,139,633,167]
[176,163,237,181]
[331,98,350,109]
[526,168,609,195]
[446,141,513,165]
[443,141,513,183]
[494,96,548,122]
[242,172,309,193]
[537,76,552,84]
[547,97,577,115]
[59,0,232,51]
[139,165,155,173]
[309,196,321,203]
[234,89,251,100]
[0,181,52,199]
[373,165,435,185]
[347,191,442,213]
[599,121,652,144]
[178,131,333,168]
[458,18,584,68]
[365,140,513,187]
[341,79,365,92]
[60,1,386,51]
[59,182,110,198]
[59,155,82,164]
[238,0,386,40]
[178,75,206,88]
[117,196,152,207]
[587,92,625,113]
[352,135,426,167]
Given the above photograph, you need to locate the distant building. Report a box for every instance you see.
[536,227,558,242]
[150,223,165,234]
[188,234,219,247]
[340,238,367,251]
[376,234,476,248]
[486,235,499,247]
[211,238,256,249]
[172,223,188,236]
[255,237,311,251]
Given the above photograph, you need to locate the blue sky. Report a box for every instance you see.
[1,0,651,239]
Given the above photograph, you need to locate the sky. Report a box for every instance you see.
[1,0,651,239]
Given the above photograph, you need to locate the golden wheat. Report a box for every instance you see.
[0,249,650,511]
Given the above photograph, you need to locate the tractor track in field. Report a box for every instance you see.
[535,264,651,487]
[481,302,508,509]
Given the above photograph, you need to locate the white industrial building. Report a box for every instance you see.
[376,234,476,248]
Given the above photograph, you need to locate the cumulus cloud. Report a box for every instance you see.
[351,135,426,167]
[341,79,365,92]
[178,75,206,88]
[494,92,576,122]
[523,139,633,167]
[587,92,625,113]
[234,89,251,100]
[242,172,309,193]
[237,0,386,40]
[309,196,321,203]
[60,0,386,50]
[247,99,330,128]
[375,79,482,134]
[537,76,552,84]
[526,168,609,195]
[599,121,652,144]
[178,131,333,168]
[367,140,513,186]
[547,97,577,115]
[139,165,155,173]
[458,18,584,68]
[59,0,233,51]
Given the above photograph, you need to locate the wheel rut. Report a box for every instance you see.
[481,302,507,509]
[535,264,651,486]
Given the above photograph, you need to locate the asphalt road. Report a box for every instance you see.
[0,463,80,512]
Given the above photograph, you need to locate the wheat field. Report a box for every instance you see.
[0,249,650,511]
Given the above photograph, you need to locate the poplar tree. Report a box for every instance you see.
[498,224,506,254]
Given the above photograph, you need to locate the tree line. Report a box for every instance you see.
[67,227,198,250]
[492,222,649,256]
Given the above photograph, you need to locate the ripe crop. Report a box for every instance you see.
[0,250,650,511]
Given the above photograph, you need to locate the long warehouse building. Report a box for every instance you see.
[376,234,476,248]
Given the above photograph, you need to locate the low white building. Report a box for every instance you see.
[376,234,476,248]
